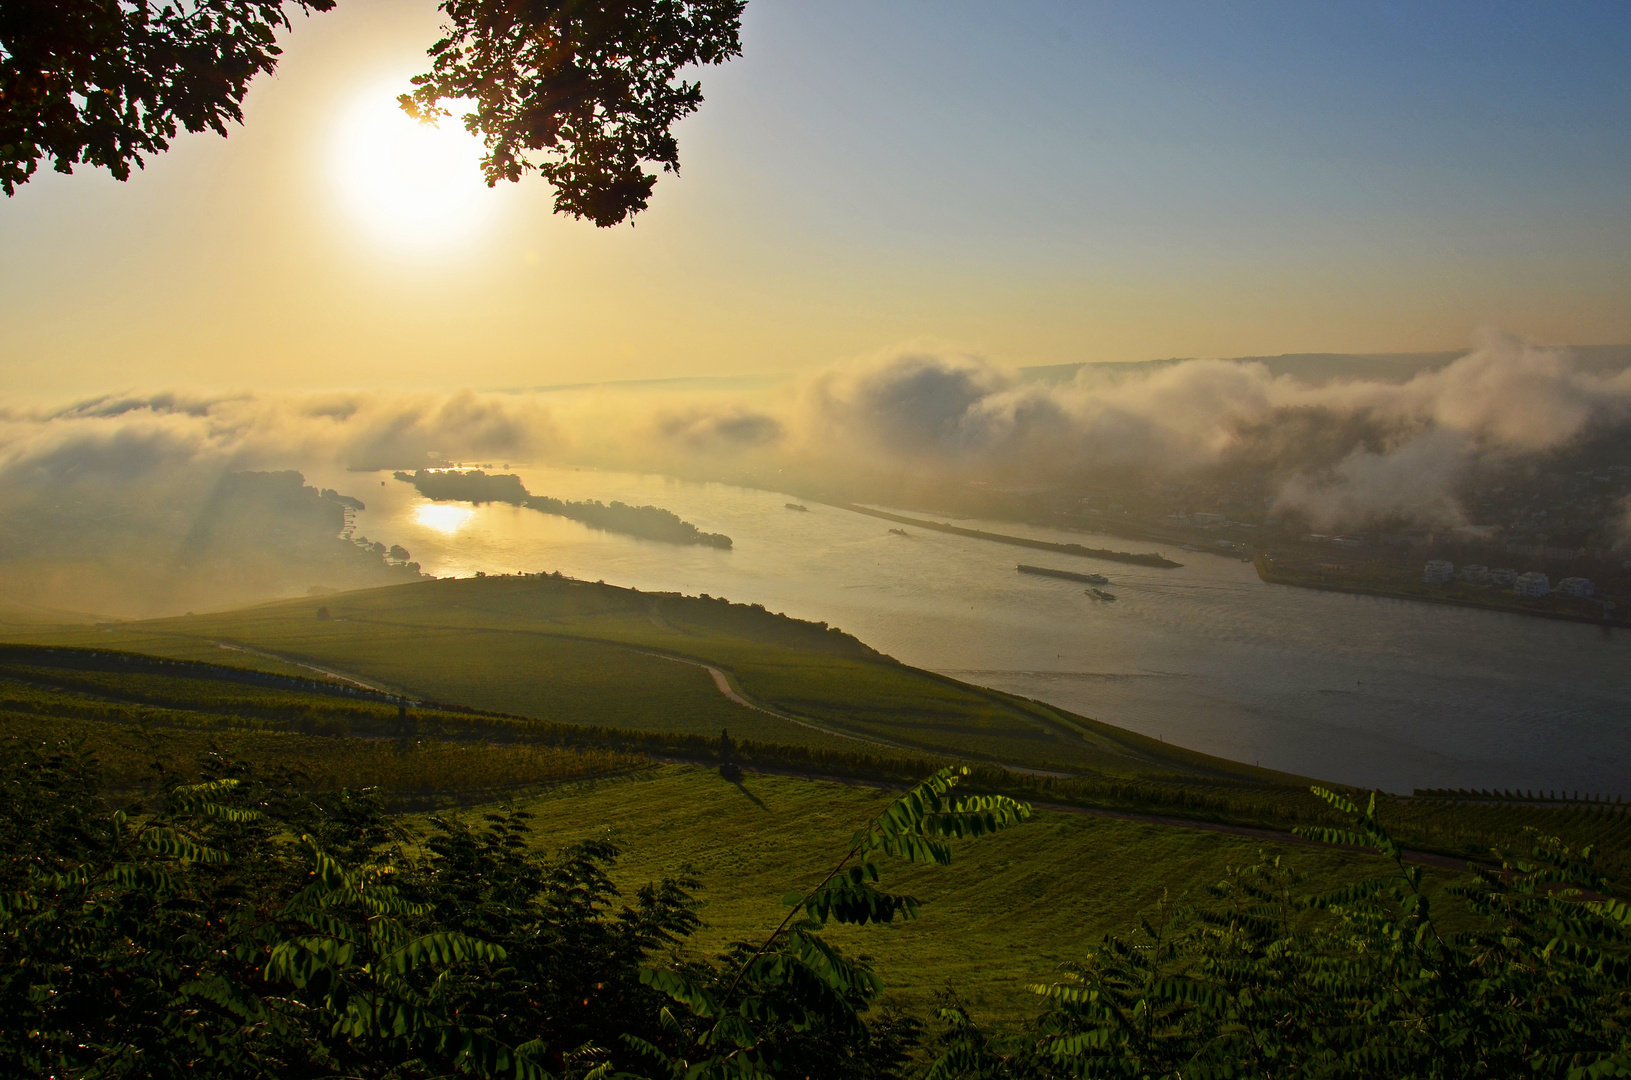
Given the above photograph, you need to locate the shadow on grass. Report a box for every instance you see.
[720,762,767,809]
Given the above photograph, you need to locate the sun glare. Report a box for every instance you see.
[331,82,494,251]
[415,503,475,534]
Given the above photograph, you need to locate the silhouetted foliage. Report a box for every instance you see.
[5,690,1631,1078]
[403,0,745,226]
[2,0,743,223]
[0,745,995,1079]
[0,0,335,194]
[0,742,697,1077]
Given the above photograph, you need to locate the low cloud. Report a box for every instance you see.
[799,350,1014,460]
[1316,330,1631,450]
[651,407,785,454]
[1271,429,1472,531]
[4,332,1627,520]
[758,331,1630,528]
[1,389,562,485]
[2,329,1628,616]
[0,391,563,617]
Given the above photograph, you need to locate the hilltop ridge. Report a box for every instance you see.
[10,574,1291,785]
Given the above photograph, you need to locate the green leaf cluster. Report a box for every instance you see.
[8,731,1630,1080]
[0,741,702,1078]
[630,767,1031,1080]
[928,787,1631,1080]
[1,741,990,1080]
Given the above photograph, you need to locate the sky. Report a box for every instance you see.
[3,1,1630,398]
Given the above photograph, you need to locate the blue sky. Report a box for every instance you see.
[705,2,1631,257]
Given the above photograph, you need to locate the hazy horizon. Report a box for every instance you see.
[5,1,1631,398]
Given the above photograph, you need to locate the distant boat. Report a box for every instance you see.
[1017,563,1108,585]
[1089,588,1117,601]
[785,503,809,512]
[888,528,910,537]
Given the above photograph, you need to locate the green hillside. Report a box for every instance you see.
[0,638,1464,1026]
[9,579,1631,890]
[6,631,1628,889]
[0,643,649,802]
[11,574,1294,782]
[3,613,1629,1042]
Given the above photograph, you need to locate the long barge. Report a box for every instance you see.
[1018,564,1109,585]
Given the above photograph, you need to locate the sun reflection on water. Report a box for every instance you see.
[414,503,475,534]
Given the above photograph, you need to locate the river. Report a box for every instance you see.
[315,464,1631,796]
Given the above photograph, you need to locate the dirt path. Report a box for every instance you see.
[626,646,890,746]
[210,629,882,748]
[161,639,1499,872]
[204,636,1360,853]
[213,642,410,699]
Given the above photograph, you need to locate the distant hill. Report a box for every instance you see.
[1021,344,1631,386]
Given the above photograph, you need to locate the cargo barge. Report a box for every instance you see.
[1017,563,1109,585]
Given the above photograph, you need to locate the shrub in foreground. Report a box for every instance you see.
[931,790,1631,1080]
[0,744,1024,1079]
[2,739,1628,1079]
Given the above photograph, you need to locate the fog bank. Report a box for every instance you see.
[3,332,1628,616]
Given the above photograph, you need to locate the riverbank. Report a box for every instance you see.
[1254,555,1630,629]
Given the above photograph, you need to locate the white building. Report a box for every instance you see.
[1423,560,1454,584]
[1555,577,1595,597]
[1460,564,1491,583]
[1515,571,1550,597]
[1491,567,1518,586]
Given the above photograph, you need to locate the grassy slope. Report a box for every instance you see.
[9,636,1627,888]
[3,637,1623,1024]
[0,646,651,802]
[9,575,1300,783]
[498,765,1417,1024]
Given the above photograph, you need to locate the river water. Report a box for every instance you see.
[318,464,1631,796]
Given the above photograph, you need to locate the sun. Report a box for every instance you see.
[331,81,494,251]
[414,503,475,534]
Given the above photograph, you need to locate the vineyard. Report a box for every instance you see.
[495,764,1411,1020]
[3,630,1629,889]
[0,645,648,805]
[8,574,1300,781]
[2,584,1630,1076]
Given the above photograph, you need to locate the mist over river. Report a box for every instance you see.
[314,465,1631,796]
